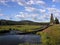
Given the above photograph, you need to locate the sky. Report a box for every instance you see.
[0,0,60,22]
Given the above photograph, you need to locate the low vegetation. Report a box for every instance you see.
[0,25,41,32]
[37,24,60,45]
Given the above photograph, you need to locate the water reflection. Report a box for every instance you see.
[0,35,41,45]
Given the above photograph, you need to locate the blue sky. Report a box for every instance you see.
[0,0,60,22]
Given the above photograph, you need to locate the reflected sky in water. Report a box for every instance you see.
[0,35,41,45]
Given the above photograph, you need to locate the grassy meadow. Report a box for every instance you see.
[37,24,60,45]
[0,25,41,32]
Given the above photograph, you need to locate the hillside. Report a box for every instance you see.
[37,24,60,45]
[0,19,49,25]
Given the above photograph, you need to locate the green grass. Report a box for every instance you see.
[0,25,41,32]
[1,24,60,45]
[37,24,60,45]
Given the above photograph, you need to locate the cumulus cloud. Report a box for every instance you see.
[25,6,46,13]
[27,0,46,5]
[5,16,11,20]
[12,0,27,6]
[39,9,46,13]
[15,12,39,20]
[0,0,8,3]
[37,12,51,22]
[52,0,60,2]
[25,7,36,12]
[47,7,60,21]
[15,11,50,22]
[0,0,46,9]
[0,0,60,22]
[26,0,34,5]
[0,0,47,11]
[47,7,60,14]
[11,0,46,7]
[11,0,46,8]
[0,0,9,6]
[36,0,46,5]
[15,12,25,19]
[0,14,4,16]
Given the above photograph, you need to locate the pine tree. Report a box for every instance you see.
[55,17,59,24]
[50,13,54,25]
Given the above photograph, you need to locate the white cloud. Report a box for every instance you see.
[11,0,46,7]
[47,7,60,21]
[39,9,46,13]
[27,0,46,5]
[0,0,26,6]
[25,7,36,12]
[47,7,60,13]
[27,0,34,5]
[16,0,26,6]
[5,16,10,20]
[0,0,11,7]
[15,12,39,20]
[0,0,60,22]
[25,6,46,13]
[0,14,4,16]
[0,0,46,9]
[0,0,9,5]
[36,0,45,5]
[52,0,60,2]
[52,0,56,2]
[11,0,27,6]
[0,0,8,3]
[15,11,50,22]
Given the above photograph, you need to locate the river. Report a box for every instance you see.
[0,34,41,45]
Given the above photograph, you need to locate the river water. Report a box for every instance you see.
[0,34,41,45]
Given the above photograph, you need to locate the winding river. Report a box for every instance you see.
[0,34,41,45]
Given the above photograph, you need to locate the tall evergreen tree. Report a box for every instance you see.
[50,13,54,25]
[55,17,59,24]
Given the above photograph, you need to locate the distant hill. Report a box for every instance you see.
[0,19,49,25]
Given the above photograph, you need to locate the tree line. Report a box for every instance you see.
[0,20,49,25]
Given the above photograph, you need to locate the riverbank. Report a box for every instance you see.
[0,25,41,32]
[37,24,60,45]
